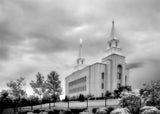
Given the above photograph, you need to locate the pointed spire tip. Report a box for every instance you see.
[112,19,114,25]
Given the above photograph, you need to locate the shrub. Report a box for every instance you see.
[96,107,108,114]
[63,96,70,102]
[110,108,130,114]
[78,94,86,102]
[140,81,160,107]
[120,91,141,114]
[140,106,160,114]
[92,108,98,114]
[33,109,40,113]
[107,107,115,114]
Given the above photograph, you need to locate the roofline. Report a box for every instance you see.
[65,62,106,79]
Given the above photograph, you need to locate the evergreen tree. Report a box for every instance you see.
[30,72,46,109]
[45,71,62,102]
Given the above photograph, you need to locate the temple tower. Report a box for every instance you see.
[102,21,127,91]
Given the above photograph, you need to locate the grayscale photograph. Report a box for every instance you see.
[0,0,159,114]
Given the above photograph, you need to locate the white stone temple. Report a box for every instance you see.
[65,21,130,97]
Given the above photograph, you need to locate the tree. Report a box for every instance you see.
[0,90,9,99]
[64,96,70,102]
[7,77,26,99]
[30,72,46,109]
[45,71,62,99]
[140,80,160,107]
[120,92,141,114]
[45,71,62,108]
[0,90,13,111]
[6,77,26,111]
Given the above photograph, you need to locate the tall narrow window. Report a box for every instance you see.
[117,83,121,88]
[117,65,122,88]
[102,83,104,89]
[101,93,104,97]
[116,41,118,47]
[125,75,127,86]
[102,72,104,80]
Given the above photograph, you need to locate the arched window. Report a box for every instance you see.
[117,65,122,88]
[125,75,127,86]
[101,72,104,80]
[116,41,118,47]
[101,83,104,89]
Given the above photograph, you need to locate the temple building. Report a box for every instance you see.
[65,21,130,97]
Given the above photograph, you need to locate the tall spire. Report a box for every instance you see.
[110,20,117,39]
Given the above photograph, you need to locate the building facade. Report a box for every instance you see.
[65,21,129,97]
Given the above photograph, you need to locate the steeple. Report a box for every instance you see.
[79,38,82,60]
[108,21,120,49]
[104,21,123,57]
[75,38,85,70]
[110,20,117,39]
[110,20,115,39]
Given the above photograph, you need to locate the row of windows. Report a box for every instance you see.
[69,76,86,87]
[69,85,86,94]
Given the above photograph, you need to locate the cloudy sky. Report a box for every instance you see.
[0,0,160,97]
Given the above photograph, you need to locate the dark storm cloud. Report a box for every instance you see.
[0,0,159,94]
[127,62,144,69]
[0,0,160,57]
[0,0,156,56]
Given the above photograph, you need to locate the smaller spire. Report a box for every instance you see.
[75,38,85,71]
[77,38,85,65]
[79,38,83,59]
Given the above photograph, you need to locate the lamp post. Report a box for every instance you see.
[68,100,70,109]
[40,95,42,110]
[49,98,51,109]
[139,95,141,108]
[86,98,88,108]
[105,97,107,107]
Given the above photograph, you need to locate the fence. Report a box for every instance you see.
[21,99,120,111]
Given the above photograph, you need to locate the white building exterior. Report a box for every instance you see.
[65,21,130,97]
